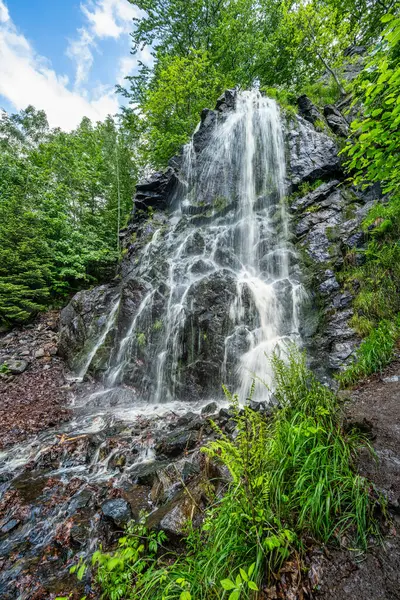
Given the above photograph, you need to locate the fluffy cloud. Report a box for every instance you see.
[66,27,96,88]
[117,45,153,86]
[68,0,143,87]
[82,0,139,39]
[0,0,119,130]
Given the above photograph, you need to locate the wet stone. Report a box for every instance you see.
[101,498,132,527]
[0,519,20,534]
[176,412,198,427]
[130,460,169,486]
[201,402,218,416]
[155,430,198,458]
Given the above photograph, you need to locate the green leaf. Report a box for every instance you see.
[247,563,256,577]
[221,579,236,591]
[77,564,86,581]
[240,568,248,582]
[248,581,259,591]
[229,592,240,600]
[180,592,191,600]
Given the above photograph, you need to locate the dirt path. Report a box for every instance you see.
[314,362,400,599]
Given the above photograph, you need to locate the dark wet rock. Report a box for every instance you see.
[134,168,178,214]
[176,412,198,427]
[219,407,234,420]
[155,430,199,458]
[130,460,169,486]
[101,498,132,527]
[319,277,340,295]
[286,115,341,186]
[346,230,365,249]
[193,109,218,154]
[0,518,20,534]
[68,489,92,515]
[59,284,119,371]
[328,341,357,369]
[215,89,237,112]
[201,402,218,416]
[297,95,324,126]
[323,104,349,137]
[149,477,207,537]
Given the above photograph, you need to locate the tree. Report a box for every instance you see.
[344,12,400,195]
[0,108,137,325]
[140,51,231,167]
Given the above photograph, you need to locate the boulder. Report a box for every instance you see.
[201,402,218,416]
[286,115,342,186]
[155,430,199,458]
[323,105,349,137]
[101,498,132,527]
[297,95,324,126]
[1,358,28,375]
[134,168,179,214]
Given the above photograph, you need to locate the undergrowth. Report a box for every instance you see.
[66,347,380,600]
[337,318,400,388]
[338,195,400,386]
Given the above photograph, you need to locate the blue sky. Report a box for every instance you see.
[0,0,152,129]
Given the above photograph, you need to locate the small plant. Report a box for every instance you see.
[338,318,400,387]
[137,332,146,347]
[0,363,11,375]
[302,77,345,107]
[153,319,163,332]
[220,563,259,599]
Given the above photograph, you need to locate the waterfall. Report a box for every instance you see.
[87,90,304,403]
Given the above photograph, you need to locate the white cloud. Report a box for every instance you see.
[0,0,9,23]
[67,0,143,89]
[66,27,96,87]
[117,46,153,85]
[82,0,140,39]
[0,1,119,130]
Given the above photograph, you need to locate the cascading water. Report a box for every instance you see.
[94,90,304,404]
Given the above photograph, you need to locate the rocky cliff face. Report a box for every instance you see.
[59,90,381,393]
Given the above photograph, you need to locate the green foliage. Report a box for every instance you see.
[137,332,146,347]
[337,12,400,384]
[338,318,400,387]
[0,363,11,375]
[79,347,379,599]
[71,516,167,600]
[140,51,230,167]
[0,107,137,325]
[121,0,392,170]
[343,13,400,197]
[302,77,344,108]
[260,87,297,113]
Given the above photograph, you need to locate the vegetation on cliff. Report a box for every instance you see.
[339,12,400,385]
